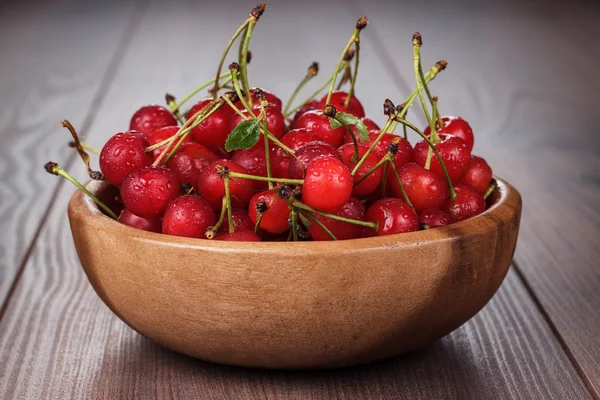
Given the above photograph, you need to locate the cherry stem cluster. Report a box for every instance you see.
[283,62,319,116]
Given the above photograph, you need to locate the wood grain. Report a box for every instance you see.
[0,0,595,398]
[348,0,600,394]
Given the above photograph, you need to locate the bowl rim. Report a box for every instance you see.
[68,177,521,252]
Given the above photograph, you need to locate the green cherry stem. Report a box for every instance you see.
[172,72,229,113]
[299,210,338,240]
[69,141,99,155]
[345,17,367,108]
[229,65,254,112]
[239,23,254,102]
[432,96,444,129]
[389,161,413,208]
[259,99,274,190]
[291,207,299,241]
[223,177,235,233]
[165,93,184,124]
[381,162,389,197]
[228,170,304,185]
[291,200,378,230]
[283,62,319,116]
[483,178,497,200]
[211,17,251,99]
[205,197,228,239]
[44,162,118,219]
[350,112,394,176]
[353,154,391,187]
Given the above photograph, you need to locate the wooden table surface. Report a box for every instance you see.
[0,0,598,398]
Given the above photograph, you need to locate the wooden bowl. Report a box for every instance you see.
[68,178,521,369]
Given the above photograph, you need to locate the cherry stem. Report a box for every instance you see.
[230,68,254,112]
[381,162,389,197]
[165,93,184,124]
[205,197,228,239]
[299,210,337,240]
[291,200,378,230]
[228,170,304,185]
[283,63,318,116]
[344,36,360,108]
[172,72,230,113]
[62,120,103,180]
[254,212,264,234]
[350,115,394,176]
[223,177,235,233]
[211,19,250,99]
[336,65,351,90]
[484,179,497,200]
[432,96,444,130]
[389,161,414,208]
[68,141,99,155]
[394,117,457,199]
[44,162,117,219]
[335,116,360,162]
[259,101,274,190]
[326,31,359,105]
[239,22,255,103]
[291,207,299,241]
[353,153,391,187]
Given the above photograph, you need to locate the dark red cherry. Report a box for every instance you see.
[214,231,261,241]
[368,132,413,168]
[318,91,365,118]
[302,156,353,212]
[166,142,218,185]
[236,87,283,111]
[293,110,345,147]
[412,134,471,183]
[287,141,341,179]
[337,143,383,199]
[388,163,449,214]
[99,131,153,187]
[118,208,161,233]
[290,99,320,129]
[271,129,321,178]
[424,116,474,151]
[231,146,272,191]
[344,118,380,144]
[187,99,234,151]
[162,195,216,238]
[280,128,322,150]
[197,160,255,210]
[230,107,286,150]
[217,209,254,234]
[364,198,419,237]
[145,126,193,161]
[442,184,486,222]
[461,155,493,195]
[120,166,180,218]
[129,105,177,136]
[305,197,365,241]
[248,188,290,234]
[419,208,451,228]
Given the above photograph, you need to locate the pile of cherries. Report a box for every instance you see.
[49,5,495,242]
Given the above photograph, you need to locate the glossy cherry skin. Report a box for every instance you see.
[187,99,234,151]
[419,208,452,228]
[271,130,321,178]
[231,146,272,191]
[337,143,383,199]
[279,129,321,150]
[344,118,380,144]
[145,126,193,161]
[236,88,283,111]
[161,195,216,238]
[318,91,365,118]
[442,184,486,222]
[197,160,255,210]
[287,141,340,179]
[99,131,154,187]
[364,198,419,237]
[302,156,353,213]
[248,188,290,234]
[412,134,471,183]
[217,209,254,234]
[229,107,286,150]
[129,105,178,136]
[293,110,346,147]
[214,231,261,241]
[118,208,161,233]
[424,116,474,151]
[388,163,449,214]
[290,99,320,129]
[461,155,493,195]
[120,166,180,218]
[166,142,218,185]
[368,132,413,168]
[306,197,365,241]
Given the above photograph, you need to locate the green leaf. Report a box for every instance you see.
[354,119,370,142]
[329,118,342,129]
[225,118,261,152]
[329,112,370,142]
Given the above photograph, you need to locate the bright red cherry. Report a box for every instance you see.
[162,195,216,238]
[280,128,322,150]
[388,163,449,214]
[287,141,340,179]
[290,99,320,129]
[214,231,261,241]
[412,134,471,183]
[229,107,286,150]
[248,188,290,234]
[419,208,451,228]
[461,155,493,195]
[217,209,254,234]
[236,87,283,111]
[197,160,255,210]
[364,198,419,237]
[120,166,180,218]
[344,118,380,144]
[368,132,413,168]
[231,146,272,190]
[145,126,193,161]
[99,131,153,187]
[166,142,218,185]
[187,99,234,151]
[293,110,345,147]
[271,130,321,178]
[118,208,161,233]
[318,91,365,118]
[306,197,365,241]
[337,143,383,199]
[302,156,353,212]
[424,116,474,151]
[129,105,178,136]
[442,184,486,222]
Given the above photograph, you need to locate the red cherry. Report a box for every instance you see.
[212,146,231,160]
[187,99,234,151]
[289,99,320,129]
[425,116,474,151]
[236,87,283,111]
[318,91,365,118]
[293,110,345,147]
[343,118,380,144]
[231,146,272,190]
[389,163,449,214]
[229,107,286,150]
[162,195,216,238]
[145,126,193,161]
[367,132,413,167]
[120,166,180,218]
[419,208,451,228]
[166,142,218,185]
[412,134,471,183]
[197,160,255,210]
[129,105,177,136]
[461,155,493,195]
[248,188,290,234]
[302,156,353,212]
[442,184,486,222]
[287,141,341,179]
[214,231,261,241]
[280,128,322,150]
[271,130,321,178]
[337,143,383,199]
[118,209,161,233]
[306,197,365,241]
[364,198,419,237]
[217,209,254,234]
[99,131,153,187]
